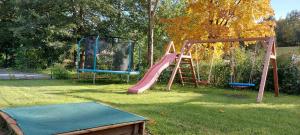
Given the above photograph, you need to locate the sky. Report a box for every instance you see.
[271,0,300,19]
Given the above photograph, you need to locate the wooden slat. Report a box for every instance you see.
[188,37,270,44]
[270,55,276,59]
[59,121,145,135]
[188,55,198,87]
[0,112,23,135]
[180,62,192,64]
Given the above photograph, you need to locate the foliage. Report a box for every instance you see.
[14,48,47,70]
[276,10,300,47]
[162,0,275,49]
[52,64,70,79]
[0,0,148,69]
[265,54,300,95]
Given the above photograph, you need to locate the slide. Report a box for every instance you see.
[128,53,177,94]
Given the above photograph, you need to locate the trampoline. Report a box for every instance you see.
[76,36,141,83]
[0,102,147,135]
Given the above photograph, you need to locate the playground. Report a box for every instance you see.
[1,0,300,135]
[0,80,299,135]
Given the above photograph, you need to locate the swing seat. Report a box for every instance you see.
[229,82,255,87]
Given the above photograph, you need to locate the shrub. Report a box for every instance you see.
[15,48,47,70]
[265,55,300,95]
[52,64,70,79]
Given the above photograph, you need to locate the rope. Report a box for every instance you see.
[195,45,201,81]
[248,44,258,83]
[208,45,215,83]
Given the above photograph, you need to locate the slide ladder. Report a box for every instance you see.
[176,57,198,86]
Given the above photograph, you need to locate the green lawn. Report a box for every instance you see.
[0,80,299,135]
[277,46,300,56]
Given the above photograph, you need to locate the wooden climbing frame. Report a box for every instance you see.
[165,41,198,89]
[166,37,279,103]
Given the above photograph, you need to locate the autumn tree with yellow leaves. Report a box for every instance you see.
[162,0,276,47]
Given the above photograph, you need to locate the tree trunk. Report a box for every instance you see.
[80,50,85,69]
[147,0,154,67]
[4,49,8,68]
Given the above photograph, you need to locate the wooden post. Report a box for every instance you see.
[167,54,182,90]
[256,38,277,102]
[167,41,188,90]
[188,52,198,87]
[271,59,279,97]
[271,42,279,97]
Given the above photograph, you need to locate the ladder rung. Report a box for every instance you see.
[181,55,192,58]
[180,72,191,74]
[182,78,194,81]
[179,67,191,70]
[182,82,197,85]
[180,62,191,64]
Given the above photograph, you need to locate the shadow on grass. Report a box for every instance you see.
[0,79,134,87]
[46,88,127,95]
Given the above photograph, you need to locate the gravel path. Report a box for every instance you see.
[0,69,50,80]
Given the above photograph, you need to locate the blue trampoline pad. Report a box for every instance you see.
[1,102,146,135]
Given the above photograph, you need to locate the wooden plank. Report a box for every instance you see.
[165,41,176,55]
[271,42,279,97]
[167,54,182,90]
[188,56,198,87]
[59,121,145,135]
[256,38,274,102]
[272,59,279,97]
[270,55,276,59]
[188,37,270,44]
[0,112,23,135]
[177,64,185,85]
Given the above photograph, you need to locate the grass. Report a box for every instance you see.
[277,46,300,56]
[0,80,299,135]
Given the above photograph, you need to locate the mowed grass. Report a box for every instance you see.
[0,80,299,135]
[277,46,300,56]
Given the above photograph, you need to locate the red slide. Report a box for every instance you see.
[128,53,177,94]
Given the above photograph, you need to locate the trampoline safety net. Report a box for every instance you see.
[77,36,137,72]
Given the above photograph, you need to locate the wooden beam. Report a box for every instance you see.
[165,41,176,55]
[272,58,279,97]
[270,55,276,59]
[256,38,275,102]
[271,41,279,97]
[188,37,270,44]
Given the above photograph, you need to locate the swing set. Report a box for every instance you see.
[166,37,279,102]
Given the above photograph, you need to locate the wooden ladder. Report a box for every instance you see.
[177,57,198,86]
[167,41,198,90]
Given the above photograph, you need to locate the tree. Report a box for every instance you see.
[0,0,148,69]
[147,0,159,67]
[276,10,300,47]
[161,0,275,49]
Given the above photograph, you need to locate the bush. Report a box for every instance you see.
[52,64,70,79]
[265,55,300,95]
[15,48,47,70]
[211,63,231,87]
